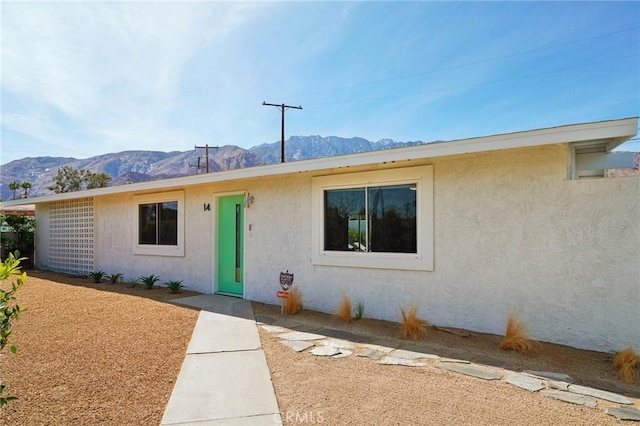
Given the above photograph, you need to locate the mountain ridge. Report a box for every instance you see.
[0,135,427,200]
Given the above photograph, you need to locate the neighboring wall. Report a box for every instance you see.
[34,143,639,352]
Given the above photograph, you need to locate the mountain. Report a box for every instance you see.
[0,136,425,200]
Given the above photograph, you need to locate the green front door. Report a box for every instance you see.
[217,195,244,295]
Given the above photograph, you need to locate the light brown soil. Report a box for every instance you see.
[0,270,200,425]
[1,271,638,425]
[253,302,640,426]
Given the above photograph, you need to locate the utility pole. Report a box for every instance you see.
[189,156,205,174]
[194,144,219,173]
[262,101,303,163]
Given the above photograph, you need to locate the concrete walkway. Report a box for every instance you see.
[161,295,282,425]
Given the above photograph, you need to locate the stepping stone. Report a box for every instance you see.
[583,378,640,398]
[280,340,314,352]
[567,384,632,405]
[606,406,640,421]
[540,390,597,408]
[522,370,574,383]
[436,364,502,380]
[505,373,545,392]
[261,325,286,333]
[277,331,326,341]
[391,349,437,360]
[357,349,386,360]
[363,342,395,353]
[318,338,355,349]
[379,356,427,367]
[547,380,570,391]
[440,357,470,364]
[311,346,341,357]
[332,349,353,359]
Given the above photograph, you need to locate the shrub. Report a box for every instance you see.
[283,287,303,315]
[139,274,160,290]
[106,272,123,284]
[354,299,365,320]
[336,294,352,324]
[125,278,140,288]
[400,303,429,341]
[499,313,541,355]
[89,270,106,283]
[0,251,27,407]
[614,347,640,384]
[165,280,185,294]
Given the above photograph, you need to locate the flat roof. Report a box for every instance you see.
[2,117,637,206]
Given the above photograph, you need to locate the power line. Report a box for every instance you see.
[306,52,639,107]
[333,26,640,91]
[262,102,303,163]
[194,144,219,173]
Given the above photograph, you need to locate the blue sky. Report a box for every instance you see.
[1,1,638,164]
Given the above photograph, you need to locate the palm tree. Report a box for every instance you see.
[8,181,20,200]
[20,181,32,198]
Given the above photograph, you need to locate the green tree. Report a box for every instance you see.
[86,171,111,189]
[20,181,31,199]
[47,166,84,193]
[7,181,20,200]
[0,252,27,407]
[47,166,111,193]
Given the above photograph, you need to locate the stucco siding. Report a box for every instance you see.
[32,143,639,352]
[244,145,639,352]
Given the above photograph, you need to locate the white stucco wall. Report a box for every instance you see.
[244,144,639,353]
[34,143,639,352]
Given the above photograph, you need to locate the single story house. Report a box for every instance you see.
[2,118,638,353]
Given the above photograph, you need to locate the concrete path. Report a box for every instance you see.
[161,295,282,425]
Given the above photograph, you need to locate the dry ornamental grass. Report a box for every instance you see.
[499,313,541,355]
[336,294,352,324]
[614,347,640,384]
[400,304,429,341]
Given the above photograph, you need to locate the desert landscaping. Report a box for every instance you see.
[1,271,638,425]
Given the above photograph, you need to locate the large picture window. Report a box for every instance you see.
[312,166,433,271]
[133,191,184,256]
[324,184,416,253]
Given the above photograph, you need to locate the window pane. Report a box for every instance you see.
[368,184,417,253]
[158,201,178,245]
[324,188,366,251]
[138,203,157,245]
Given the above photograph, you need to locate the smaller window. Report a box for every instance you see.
[138,201,178,245]
[134,191,184,257]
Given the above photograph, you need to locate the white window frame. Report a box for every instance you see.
[311,165,433,271]
[133,190,185,257]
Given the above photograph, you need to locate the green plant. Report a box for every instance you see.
[400,304,429,341]
[140,274,160,290]
[354,299,365,320]
[0,251,27,407]
[89,270,106,283]
[164,280,185,294]
[106,272,123,284]
[125,277,140,288]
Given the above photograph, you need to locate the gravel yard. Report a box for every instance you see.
[1,271,638,425]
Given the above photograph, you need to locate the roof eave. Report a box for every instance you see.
[2,117,637,206]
